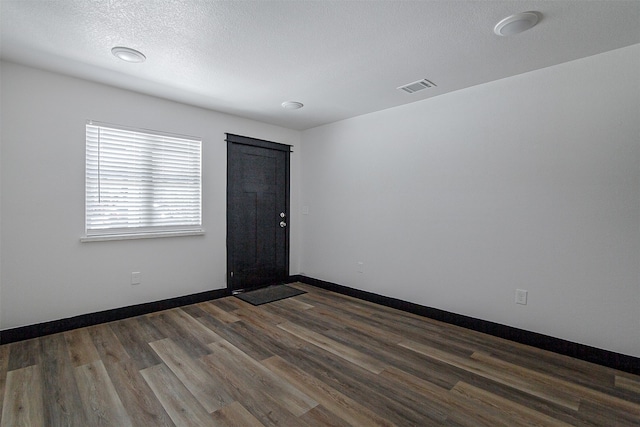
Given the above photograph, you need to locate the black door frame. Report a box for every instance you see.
[226,133,291,293]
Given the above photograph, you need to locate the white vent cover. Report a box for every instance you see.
[398,79,437,94]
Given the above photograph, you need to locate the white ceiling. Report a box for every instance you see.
[1,1,639,131]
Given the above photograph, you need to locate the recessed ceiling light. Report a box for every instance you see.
[494,12,540,36]
[111,46,146,63]
[281,101,304,110]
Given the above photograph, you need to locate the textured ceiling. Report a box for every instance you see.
[1,1,639,130]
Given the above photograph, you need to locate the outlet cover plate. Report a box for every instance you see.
[515,289,528,305]
[131,272,141,285]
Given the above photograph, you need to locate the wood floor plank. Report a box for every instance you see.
[297,404,353,427]
[616,375,640,394]
[381,364,516,427]
[308,303,405,345]
[140,363,215,427]
[576,399,640,427]
[0,344,9,417]
[73,360,133,427]
[1,365,44,427]
[218,310,311,362]
[262,355,397,427]
[232,302,290,327]
[179,303,211,320]
[272,296,315,312]
[471,351,640,416]
[321,319,461,389]
[149,338,234,413]
[205,340,318,417]
[196,315,276,361]
[110,318,163,370]
[301,295,479,386]
[266,302,337,334]
[208,297,247,311]
[450,381,574,427]
[167,308,223,345]
[135,314,168,342]
[88,323,131,365]
[216,296,255,312]
[102,357,175,427]
[299,290,449,345]
[210,401,266,427]
[39,333,88,426]
[277,342,449,425]
[298,284,438,326]
[64,327,101,367]
[7,338,41,371]
[469,342,620,395]
[148,312,213,359]
[197,301,241,323]
[278,320,388,374]
[201,352,310,426]
[399,339,582,411]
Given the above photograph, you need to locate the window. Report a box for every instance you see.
[83,121,202,241]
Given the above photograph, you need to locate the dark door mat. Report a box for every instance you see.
[235,284,306,306]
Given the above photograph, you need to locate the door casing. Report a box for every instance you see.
[226,133,290,293]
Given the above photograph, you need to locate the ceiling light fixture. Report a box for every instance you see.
[111,46,146,63]
[281,101,304,110]
[494,12,540,36]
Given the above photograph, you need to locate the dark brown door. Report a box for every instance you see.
[227,134,290,293]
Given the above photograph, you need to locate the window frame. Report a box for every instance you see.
[82,120,204,242]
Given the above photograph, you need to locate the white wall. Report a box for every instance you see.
[0,61,301,330]
[300,44,640,358]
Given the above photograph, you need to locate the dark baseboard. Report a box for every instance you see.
[295,275,640,376]
[3,275,304,345]
[285,275,304,284]
[0,288,230,345]
[4,275,637,375]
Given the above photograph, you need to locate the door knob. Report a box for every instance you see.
[280,221,287,228]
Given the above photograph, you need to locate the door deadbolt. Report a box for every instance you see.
[280,212,286,218]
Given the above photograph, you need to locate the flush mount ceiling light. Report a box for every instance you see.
[281,101,304,110]
[494,12,540,36]
[111,46,146,63]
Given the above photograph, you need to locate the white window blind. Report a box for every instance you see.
[85,121,202,238]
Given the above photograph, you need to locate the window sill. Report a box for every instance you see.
[80,229,205,243]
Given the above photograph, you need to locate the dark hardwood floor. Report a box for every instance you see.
[1,282,638,426]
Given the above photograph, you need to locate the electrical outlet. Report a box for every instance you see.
[357,261,364,273]
[515,289,528,305]
[131,272,141,285]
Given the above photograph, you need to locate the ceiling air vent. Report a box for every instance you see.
[398,79,437,94]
